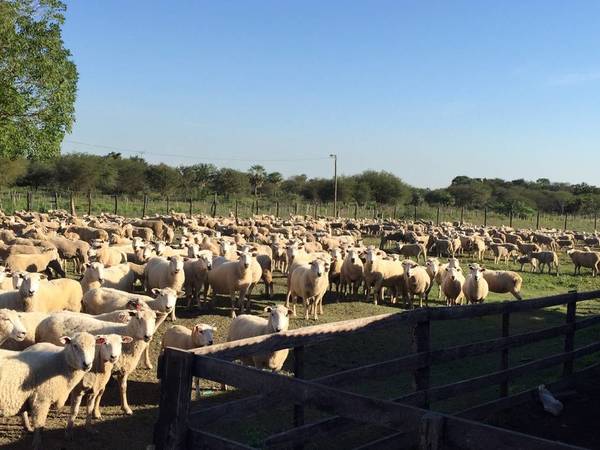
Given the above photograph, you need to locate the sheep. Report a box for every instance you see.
[396,243,427,263]
[161,323,215,398]
[82,287,176,315]
[286,258,329,320]
[35,309,158,415]
[490,244,510,264]
[517,255,539,273]
[517,240,541,256]
[47,236,90,274]
[0,332,98,449]
[5,248,65,278]
[66,334,133,436]
[328,248,344,295]
[271,241,288,273]
[462,264,489,304]
[530,251,560,275]
[0,308,26,345]
[81,262,136,293]
[363,247,406,305]
[206,250,257,317]
[566,249,600,276]
[88,244,127,268]
[441,266,465,306]
[226,305,291,370]
[144,256,185,320]
[340,248,364,296]
[183,254,212,308]
[402,260,431,309]
[482,269,523,300]
[66,225,109,242]
[431,238,453,257]
[20,273,83,313]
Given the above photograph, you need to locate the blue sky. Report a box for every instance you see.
[62,1,600,188]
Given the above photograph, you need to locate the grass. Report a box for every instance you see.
[1,246,600,449]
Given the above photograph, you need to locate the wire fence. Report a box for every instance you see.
[1,190,598,232]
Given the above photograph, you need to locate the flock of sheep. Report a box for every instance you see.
[0,210,598,448]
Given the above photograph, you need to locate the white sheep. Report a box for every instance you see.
[286,259,329,320]
[20,273,83,313]
[82,287,176,315]
[161,323,215,398]
[66,334,133,436]
[0,308,26,345]
[463,264,489,304]
[35,309,157,415]
[402,260,431,308]
[183,254,212,308]
[0,332,98,449]
[340,248,364,296]
[227,305,291,370]
[441,266,465,306]
[81,262,137,293]
[144,256,185,320]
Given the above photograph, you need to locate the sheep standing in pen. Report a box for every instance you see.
[462,264,489,304]
[441,266,465,306]
[0,332,98,450]
[0,308,26,345]
[20,273,83,313]
[402,260,430,309]
[363,247,405,305]
[226,305,291,370]
[567,249,600,276]
[340,248,364,297]
[144,255,185,321]
[184,254,212,308]
[530,251,560,276]
[517,255,539,273]
[88,244,127,268]
[396,243,427,263]
[82,286,176,315]
[286,258,329,320]
[482,269,523,300]
[35,309,158,415]
[66,334,133,437]
[161,323,215,398]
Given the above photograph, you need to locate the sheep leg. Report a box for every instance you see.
[304,297,310,320]
[22,411,33,433]
[92,389,104,419]
[117,373,133,415]
[31,400,51,450]
[142,345,154,370]
[66,389,86,438]
[229,292,237,318]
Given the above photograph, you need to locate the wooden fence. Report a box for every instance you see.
[153,289,600,449]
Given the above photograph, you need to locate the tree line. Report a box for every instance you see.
[1,152,600,217]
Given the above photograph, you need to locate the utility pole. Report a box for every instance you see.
[330,154,338,218]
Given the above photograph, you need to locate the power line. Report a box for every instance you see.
[63,139,330,163]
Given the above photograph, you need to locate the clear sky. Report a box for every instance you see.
[61,1,600,188]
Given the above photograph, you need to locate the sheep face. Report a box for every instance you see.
[447,257,460,268]
[187,244,201,258]
[85,262,105,284]
[346,249,360,265]
[0,308,26,342]
[132,237,144,250]
[446,267,461,281]
[425,258,439,274]
[60,332,98,372]
[152,287,178,312]
[154,241,166,256]
[20,273,43,298]
[167,256,184,275]
[238,252,254,270]
[192,324,216,347]
[330,248,342,260]
[468,264,484,280]
[199,255,212,270]
[98,334,132,364]
[220,240,235,256]
[265,305,291,333]
[127,309,157,342]
[310,259,327,278]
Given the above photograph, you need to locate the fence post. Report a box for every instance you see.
[189,198,193,217]
[419,412,444,450]
[70,192,76,216]
[166,196,170,215]
[87,191,92,216]
[293,346,305,450]
[53,191,58,210]
[354,203,358,220]
[459,206,464,225]
[595,211,598,231]
[211,194,217,217]
[563,291,578,377]
[412,317,431,408]
[234,199,239,223]
[153,348,194,450]
[26,191,32,212]
[564,212,568,231]
[313,202,318,218]
[500,310,510,397]
[436,206,440,226]
[142,194,148,217]
[113,195,118,215]
[483,207,487,227]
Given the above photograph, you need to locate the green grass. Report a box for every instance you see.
[1,248,600,449]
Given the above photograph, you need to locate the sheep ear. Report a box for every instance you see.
[128,310,137,317]
[95,335,106,345]
[151,288,160,296]
[264,306,272,313]
[121,336,133,344]
[59,336,71,345]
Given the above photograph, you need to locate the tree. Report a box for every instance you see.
[424,189,453,206]
[54,153,100,192]
[145,163,181,196]
[179,163,216,197]
[0,158,27,188]
[247,165,267,198]
[0,0,78,158]
[213,168,249,199]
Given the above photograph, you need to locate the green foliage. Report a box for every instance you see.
[0,0,78,158]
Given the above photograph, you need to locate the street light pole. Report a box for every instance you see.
[330,154,338,218]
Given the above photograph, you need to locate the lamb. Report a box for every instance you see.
[431,238,453,257]
[206,250,257,317]
[144,255,185,320]
[402,260,431,309]
[81,262,137,293]
[271,241,288,273]
[161,323,215,398]
[441,266,465,306]
[66,334,133,436]
[5,248,65,278]
[517,255,539,273]
[226,305,291,370]
[482,270,523,300]
[20,273,83,313]
[530,251,560,275]
[328,248,344,294]
[286,258,329,320]
[340,248,364,296]
[0,332,98,449]
[88,244,127,268]
[567,249,600,276]
[396,243,427,263]
[490,244,510,264]
[35,309,157,415]
[0,308,26,345]
[82,287,176,315]
[462,264,489,304]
